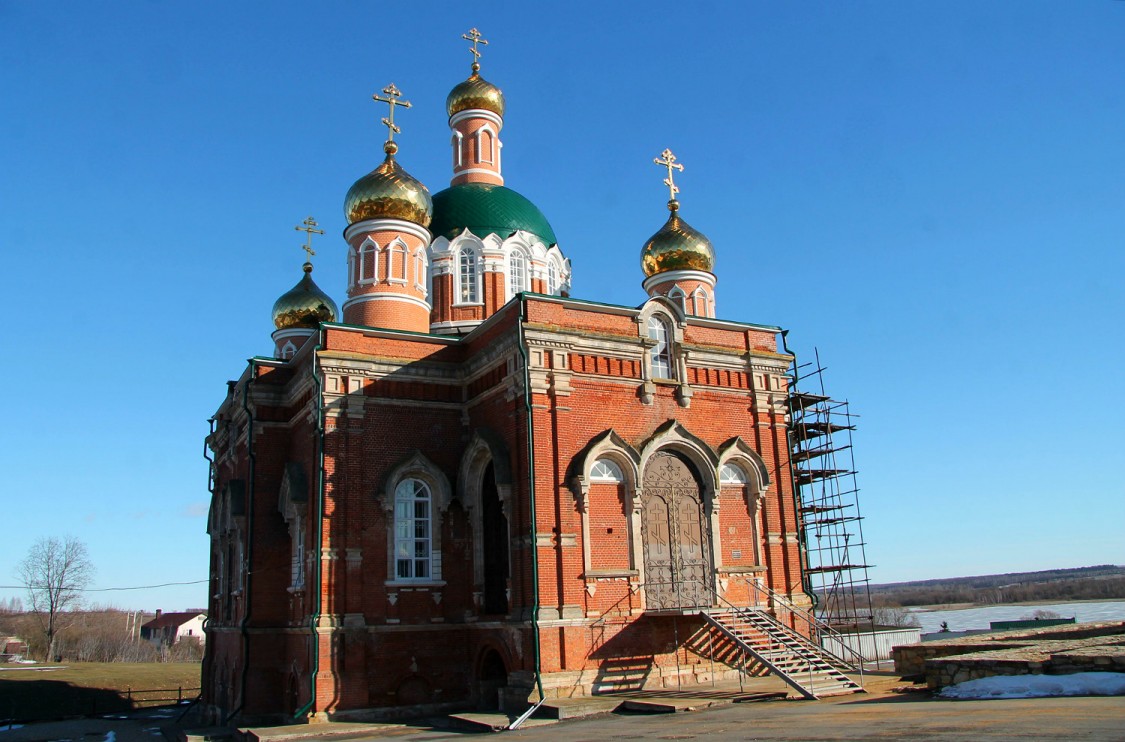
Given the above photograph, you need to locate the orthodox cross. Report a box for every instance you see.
[294,216,324,263]
[654,149,684,203]
[462,27,488,70]
[372,83,411,146]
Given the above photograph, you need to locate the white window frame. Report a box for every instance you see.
[509,249,529,299]
[393,478,434,582]
[475,125,496,165]
[388,239,408,285]
[667,285,687,313]
[456,248,482,305]
[647,315,675,380]
[413,248,427,293]
[358,239,379,285]
[590,458,625,483]
[720,463,748,485]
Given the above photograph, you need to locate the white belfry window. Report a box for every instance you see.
[389,241,407,283]
[459,249,480,303]
[590,458,624,483]
[394,478,432,580]
[647,315,674,380]
[359,241,378,284]
[509,250,528,298]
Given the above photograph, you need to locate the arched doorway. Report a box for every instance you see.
[481,462,509,615]
[641,451,713,609]
[476,648,508,710]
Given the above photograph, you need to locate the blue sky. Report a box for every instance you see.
[1,2,1122,611]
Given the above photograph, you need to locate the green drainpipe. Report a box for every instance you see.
[779,330,817,611]
[294,331,325,721]
[516,298,546,705]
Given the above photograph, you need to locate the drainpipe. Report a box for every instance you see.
[293,330,325,722]
[516,298,546,706]
[201,419,216,710]
[227,358,258,724]
[779,330,817,611]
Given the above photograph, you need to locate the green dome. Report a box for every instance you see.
[430,183,557,246]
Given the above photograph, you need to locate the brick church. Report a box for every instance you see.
[203,31,832,724]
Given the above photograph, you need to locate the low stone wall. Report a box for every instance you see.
[891,621,1125,689]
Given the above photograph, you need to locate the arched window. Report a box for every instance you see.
[647,315,674,380]
[590,458,624,483]
[509,250,528,298]
[458,249,480,303]
[477,127,495,164]
[394,478,432,580]
[359,241,378,284]
[388,241,407,284]
[692,286,710,316]
[280,341,297,360]
[668,286,687,313]
[413,248,426,292]
[720,463,748,485]
[547,261,559,295]
[452,131,464,168]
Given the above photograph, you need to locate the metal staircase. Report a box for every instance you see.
[702,608,864,699]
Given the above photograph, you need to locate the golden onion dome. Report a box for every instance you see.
[447,69,505,118]
[272,263,339,330]
[641,202,716,277]
[344,144,433,226]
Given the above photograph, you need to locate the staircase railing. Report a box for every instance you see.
[745,581,868,676]
[694,580,863,690]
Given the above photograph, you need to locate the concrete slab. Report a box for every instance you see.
[241,721,406,741]
[446,712,557,732]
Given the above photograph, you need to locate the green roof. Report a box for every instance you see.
[430,183,557,245]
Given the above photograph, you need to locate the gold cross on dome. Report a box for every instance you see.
[654,148,685,203]
[462,27,488,69]
[294,216,324,263]
[372,83,412,145]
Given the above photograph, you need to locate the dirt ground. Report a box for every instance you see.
[1,673,1123,742]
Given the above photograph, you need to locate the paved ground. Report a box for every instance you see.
[2,675,1123,742]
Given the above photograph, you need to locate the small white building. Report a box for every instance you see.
[140,610,207,646]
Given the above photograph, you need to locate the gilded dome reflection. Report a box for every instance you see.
[344,153,433,227]
[272,264,339,330]
[641,207,715,277]
[447,73,505,117]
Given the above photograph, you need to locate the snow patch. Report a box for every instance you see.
[941,672,1125,700]
[0,725,24,733]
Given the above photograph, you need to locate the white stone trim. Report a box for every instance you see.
[344,218,431,244]
[341,293,432,312]
[455,167,504,178]
[449,109,503,128]
[643,269,716,294]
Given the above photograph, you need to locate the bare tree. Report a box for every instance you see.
[16,536,94,661]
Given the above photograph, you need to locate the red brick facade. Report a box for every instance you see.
[204,290,805,723]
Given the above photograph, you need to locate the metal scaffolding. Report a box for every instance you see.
[788,348,874,632]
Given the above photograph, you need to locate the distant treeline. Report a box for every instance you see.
[867,565,1125,607]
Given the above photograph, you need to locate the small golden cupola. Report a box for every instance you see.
[272,217,339,360]
[640,149,717,318]
[341,84,434,333]
[445,28,506,188]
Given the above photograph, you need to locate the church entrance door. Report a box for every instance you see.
[481,462,509,615]
[641,451,712,610]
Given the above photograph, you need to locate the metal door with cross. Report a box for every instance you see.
[640,451,713,610]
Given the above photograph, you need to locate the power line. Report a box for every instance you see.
[0,579,208,592]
